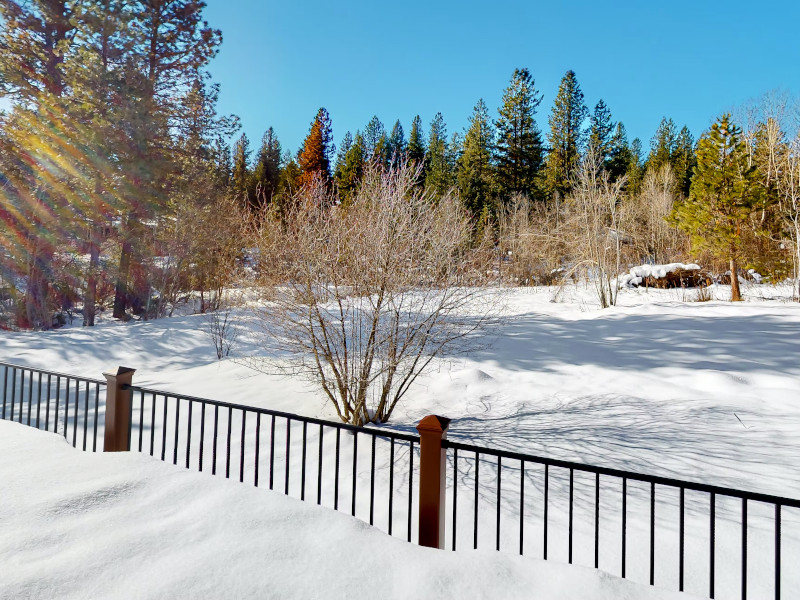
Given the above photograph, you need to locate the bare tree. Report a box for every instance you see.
[203,290,242,359]
[778,136,800,300]
[247,163,499,426]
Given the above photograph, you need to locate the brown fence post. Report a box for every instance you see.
[416,414,450,549]
[103,366,136,452]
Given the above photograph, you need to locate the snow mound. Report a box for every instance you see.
[0,421,698,600]
[618,263,702,288]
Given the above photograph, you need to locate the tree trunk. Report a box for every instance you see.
[730,257,742,302]
[84,225,99,326]
[113,238,132,319]
[24,253,51,330]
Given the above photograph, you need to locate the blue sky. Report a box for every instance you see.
[203,0,800,158]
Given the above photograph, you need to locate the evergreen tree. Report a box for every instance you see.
[671,125,696,197]
[407,114,426,177]
[252,127,282,205]
[385,119,406,165]
[606,122,633,182]
[231,132,253,205]
[627,137,645,194]
[334,131,365,204]
[334,131,353,174]
[544,69,588,199]
[671,114,761,301]
[363,115,386,163]
[588,99,614,162]
[424,112,452,196]
[458,98,495,216]
[494,68,544,202]
[298,107,333,188]
[647,117,678,171]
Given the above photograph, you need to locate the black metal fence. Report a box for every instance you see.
[1,361,106,451]
[2,360,799,599]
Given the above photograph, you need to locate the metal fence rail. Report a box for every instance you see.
[443,438,800,600]
[0,361,107,451]
[126,385,422,542]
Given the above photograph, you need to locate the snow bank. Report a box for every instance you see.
[0,421,697,600]
[617,263,702,288]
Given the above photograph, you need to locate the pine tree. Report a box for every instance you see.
[494,68,544,202]
[606,122,633,183]
[252,127,282,205]
[544,69,588,199]
[588,99,614,162]
[407,114,426,177]
[627,137,645,195]
[424,112,452,196]
[334,131,365,204]
[298,107,333,188]
[363,115,386,163]
[648,117,678,171]
[232,132,253,205]
[671,125,696,197]
[385,120,406,165]
[458,98,495,216]
[671,114,762,301]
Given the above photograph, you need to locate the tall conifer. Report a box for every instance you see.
[544,70,588,199]
[298,107,333,188]
[458,98,495,216]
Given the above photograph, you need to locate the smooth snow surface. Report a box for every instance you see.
[0,421,699,600]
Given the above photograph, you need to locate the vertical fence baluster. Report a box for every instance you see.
[519,459,524,556]
[544,464,549,560]
[496,456,502,551]
[622,477,627,578]
[334,428,340,509]
[474,452,479,550]
[45,373,51,431]
[452,448,458,551]
[71,378,78,447]
[254,413,261,487]
[150,393,157,456]
[225,406,233,479]
[301,421,307,499]
[199,402,206,472]
[1,365,7,419]
[650,482,655,586]
[27,370,33,425]
[54,376,60,436]
[186,400,193,469]
[269,415,275,490]
[82,380,89,450]
[389,437,395,536]
[742,498,747,600]
[173,396,180,465]
[369,434,376,525]
[36,372,42,428]
[569,468,574,564]
[317,424,323,504]
[284,418,291,494]
[595,472,600,569]
[212,404,219,474]
[680,486,685,591]
[62,377,68,439]
[407,440,414,543]
[710,492,716,599]
[351,431,358,516]
[775,503,781,600]
[138,389,144,452]
[240,410,247,483]
[92,383,99,451]
[13,369,19,424]
[161,395,169,461]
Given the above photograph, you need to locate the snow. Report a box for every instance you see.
[2,282,800,598]
[0,420,699,600]
[617,263,702,288]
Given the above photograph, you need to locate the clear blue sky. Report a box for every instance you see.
[203,0,800,158]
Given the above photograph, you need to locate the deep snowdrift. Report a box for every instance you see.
[0,421,697,599]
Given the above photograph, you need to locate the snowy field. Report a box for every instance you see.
[2,281,800,599]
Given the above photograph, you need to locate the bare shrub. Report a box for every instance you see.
[247,163,499,425]
[203,290,242,359]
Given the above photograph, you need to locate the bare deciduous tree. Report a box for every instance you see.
[247,164,499,426]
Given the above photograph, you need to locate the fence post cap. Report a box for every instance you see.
[103,366,136,378]
[416,415,450,434]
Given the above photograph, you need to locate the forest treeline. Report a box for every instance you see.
[1,1,799,331]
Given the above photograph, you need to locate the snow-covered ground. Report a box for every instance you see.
[2,281,800,599]
[0,421,700,599]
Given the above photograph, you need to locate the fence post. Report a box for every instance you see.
[416,414,450,549]
[103,366,136,452]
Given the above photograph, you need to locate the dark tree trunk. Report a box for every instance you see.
[730,257,742,302]
[84,225,99,326]
[113,238,132,319]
